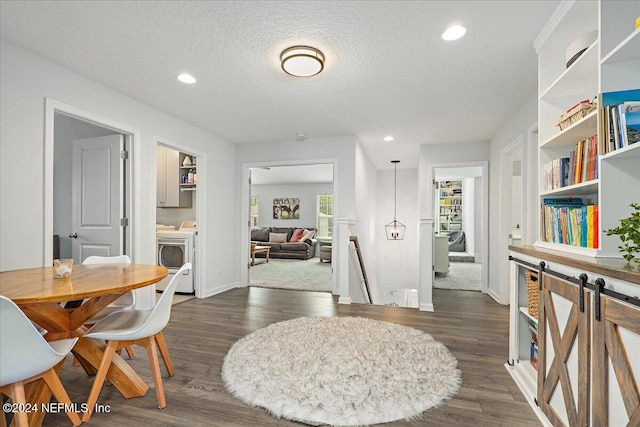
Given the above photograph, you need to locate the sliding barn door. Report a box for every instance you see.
[537,273,591,426]
[593,296,640,427]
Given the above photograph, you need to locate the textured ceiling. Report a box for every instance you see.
[0,1,558,169]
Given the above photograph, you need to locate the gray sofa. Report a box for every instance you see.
[251,227,317,260]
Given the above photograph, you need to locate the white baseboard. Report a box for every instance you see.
[487,288,504,304]
[202,281,240,298]
[338,296,352,304]
[419,302,434,312]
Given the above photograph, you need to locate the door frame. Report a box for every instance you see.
[240,158,338,293]
[44,98,139,265]
[426,161,489,294]
[154,137,207,298]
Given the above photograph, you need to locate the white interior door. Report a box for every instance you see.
[71,135,123,262]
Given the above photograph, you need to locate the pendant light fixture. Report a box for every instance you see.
[385,160,406,240]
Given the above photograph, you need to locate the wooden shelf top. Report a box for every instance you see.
[509,244,640,285]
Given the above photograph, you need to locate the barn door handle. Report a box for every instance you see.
[68,232,78,239]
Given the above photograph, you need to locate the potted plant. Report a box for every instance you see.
[605,203,640,265]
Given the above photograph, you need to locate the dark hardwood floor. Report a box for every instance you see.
[41,287,540,426]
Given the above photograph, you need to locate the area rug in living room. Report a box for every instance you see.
[222,317,461,426]
[249,258,332,292]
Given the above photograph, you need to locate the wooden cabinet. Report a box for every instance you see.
[157,146,191,208]
[508,245,640,427]
[535,0,640,256]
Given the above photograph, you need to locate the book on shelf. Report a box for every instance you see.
[598,89,640,154]
[544,135,598,191]
[541,198,598,248]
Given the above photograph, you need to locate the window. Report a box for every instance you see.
[250,196,259,226]
[316,195,333,237]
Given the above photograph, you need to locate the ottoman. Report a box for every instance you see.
[319,244,332,263]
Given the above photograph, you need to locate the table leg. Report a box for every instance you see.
[251,250,256,266]
[266,248,270,263]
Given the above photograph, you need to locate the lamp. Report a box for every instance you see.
[385,160,406,240]
[281,46,324,77]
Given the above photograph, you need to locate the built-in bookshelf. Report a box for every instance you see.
[436,180,462,233]
[536,0,640,258]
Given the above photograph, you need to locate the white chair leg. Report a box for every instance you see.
[82,340,118,422]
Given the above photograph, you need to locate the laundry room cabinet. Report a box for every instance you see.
[157,145,191,208]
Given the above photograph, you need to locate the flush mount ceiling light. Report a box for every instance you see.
[442,25,466,41]
[177,73,196,84]
[281,46,324,77]
[384,136,395,142]
[385,160,406,240]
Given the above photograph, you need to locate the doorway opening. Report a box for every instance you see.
[247,163,335,293]
[51,112,130,264]
[155,140,204,297]
[428,161,489,294]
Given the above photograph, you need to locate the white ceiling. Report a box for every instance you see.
[0,0,559,170]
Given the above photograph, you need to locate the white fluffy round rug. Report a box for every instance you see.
[222,316,461,426]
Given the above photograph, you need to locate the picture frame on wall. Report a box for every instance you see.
[273,197,300,219]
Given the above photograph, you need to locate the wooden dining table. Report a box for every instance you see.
[0,263,168,426]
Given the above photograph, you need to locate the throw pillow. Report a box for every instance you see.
[290,229,305,242]
[301,229,316,242]
[269,232,288,243]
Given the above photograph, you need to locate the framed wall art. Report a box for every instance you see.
[273,198,300,219]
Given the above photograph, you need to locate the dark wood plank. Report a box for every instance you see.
[40,287,542,426]
[509,245,640,285]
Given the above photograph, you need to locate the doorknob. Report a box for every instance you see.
[68,233,78,239]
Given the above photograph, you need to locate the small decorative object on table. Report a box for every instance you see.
[605,202,640,265]
[53,258,74,278]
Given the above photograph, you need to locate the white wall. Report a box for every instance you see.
[489,90,538,303]
[474,176,483,262]
[463,177,475,255]
[156,195,197,230]
[375,168,419,292]
[0,40,237,302]
[54,114,119,258]
[251,183,332,229]
[352,142,379,302]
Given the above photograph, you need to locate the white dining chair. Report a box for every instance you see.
[81,263,191,422]
[0,296,82,427]
[82,254,137,359]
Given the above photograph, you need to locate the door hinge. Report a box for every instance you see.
[120,217,129,227]
[121,150,129,160]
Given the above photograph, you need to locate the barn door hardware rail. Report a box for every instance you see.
[509,256,640,320]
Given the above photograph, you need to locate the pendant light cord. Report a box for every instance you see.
[394,162,397,221]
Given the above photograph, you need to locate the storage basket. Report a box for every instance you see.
[526,270,539,318]
[557,101,597,130]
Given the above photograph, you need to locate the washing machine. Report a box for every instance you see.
[156,222,196,294]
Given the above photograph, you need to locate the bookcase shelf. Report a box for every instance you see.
[539,179,598,197]
[539,110,597,148]
[601,27,640,65]
[436,180,463,233]
[536,1,640,257]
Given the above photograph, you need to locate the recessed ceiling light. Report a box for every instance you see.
[281,46,325,77]
[442,25,466,41]
[177,73,196,84]
[384,136,395,142]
